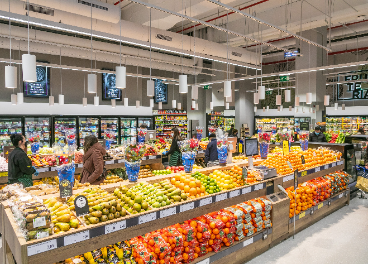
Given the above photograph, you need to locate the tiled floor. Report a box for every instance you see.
[246,196,368,264]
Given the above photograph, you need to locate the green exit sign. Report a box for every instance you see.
[266,90,272,95]
[203,85,210,90]
[280,76,289,82]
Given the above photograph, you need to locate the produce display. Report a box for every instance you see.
[323,131,348,143]
[152,169,172,175]
[208,170,236,190]
[155,113,188,139]
[192,172,221,194]
[171,172,206,199]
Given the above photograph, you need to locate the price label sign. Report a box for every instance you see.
[74,195,89,216]
[242,186,251,194]
[338,193,343,199]
[215,193,228,202]
[299,212,306,219]
[59,179,73,199]
[283,175,293,182]
[315,167,320,173]
[229,189,240,198]
[243,237,254,247]
[301,171,307,177]
[118,159,125,163]
[50,167,58,172]
[160,207,176,218]
[197,258,210,264]
[318,203,323,209]
[27,239,57,256]
[301,155,305,164]
[294,169,298,190]
[105,220,127,234]
[254,183,263,191]
[106,160,114,165]
[242,167,248,180]
[139,212,157,224]
[38,167,48,173]
[149,156,156,160]
[199,197,212,207]
[180,202,194,213]
[324,164,329,170]
[64,231,89,246]
[332,162,336,167]
[77,163,84,168]
[283,140,289,156]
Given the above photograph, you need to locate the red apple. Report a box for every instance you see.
[166,166,171,170]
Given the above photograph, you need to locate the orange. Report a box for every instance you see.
[189,188,197,196]
[183,185,190,193]
[189,181,197,188]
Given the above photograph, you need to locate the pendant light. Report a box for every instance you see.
[224,81,231,98]
[11,94,17,105]
[172,99,177,108]
[334,103,338,110]
[195,103,199,111]
[224,11,231,98]
[263,107,265,112]
[177,102,181,110]
[5,1,17,89]
[94,96,99,106]
[136,100,140,108]
[49,96,54,106]
[124,98,128,107]
[17,92,23,104]
[342,104,346,110]
[277,106,280,112]
[295,96,300,106]
[254,106,257,112]
[116,3,126,89]
[57,47,64,105]
[280,105,283,111]
[192,85,198,100]
[150,98,154,108]
[285,90,291,102]
[316,105,319,111]
[17,56,23,104]
[276,95,282,105]
[289,106,292,111]
[83,98,87,107]
[146,8,154,96]
[266,106,269,111]
[83,76,87,107]
[210,102,213,111]
[254,93,259,104]
[309,107,313,113]
[179,1,187,94]
[179,75,188,93]
[295,107,298,113]
[258,86,265,100]
[136,66,140,108]
[22,0,36,83]
[306,92,312,104]
[88,4,97,93]
[324,95,330,106]
[158,102,162,109]
[112,99,116,108]
[226,103,230,110]
[191,100,196,109]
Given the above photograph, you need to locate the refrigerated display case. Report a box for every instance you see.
[121,118,137,144]
[224,117,235,132]
[138,117,153,130]
[79,117,99,147]
[101,118,119,145]
[294,117,310,132]
[326,116,368,134]
[255,117,295,134]
[54,117,77,145]
[0,117,22,151]
[24,117,51,147]
[154,110,188,139]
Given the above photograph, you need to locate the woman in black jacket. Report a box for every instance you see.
[8,134,38,187]
[205,133,218,164]
[164,128,182,166]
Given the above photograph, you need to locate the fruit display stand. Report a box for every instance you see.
[0,158,346,264]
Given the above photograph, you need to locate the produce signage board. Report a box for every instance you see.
[24,66,50,97]
[102,73,122,101]
[154,79,168,103]
[300,122,309,131]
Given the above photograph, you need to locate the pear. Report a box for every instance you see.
[55,222,70,232]
[102,208,109,215]
[88,217,99,224]
[92,204,103,211]
[57,214,71,223]
[120,208,127,217]
[114,212,121,218]
[108,213,115,220]
[91,210,102,218]
[109,206,117,214]
[55,209,70,217]
[69,219,79,228]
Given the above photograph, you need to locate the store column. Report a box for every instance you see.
[235,79,254,135]
[295,26,327,123]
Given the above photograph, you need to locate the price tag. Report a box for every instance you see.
[324,165,329,170]
[283,175,293,182]
[59,179,73,199]
[242,186,251,194]
[149,156,156,160]
[332,162,336,167]
[160,207,176,218]
[50,167,58,172]
[180,202,194,213]
[118,159,125,163]
[33,216,46,228]
[315,167,320,173]
[27,239,57,256]
[142,157,147,160]
[197,258,210,264]
[77,163,83,168]
[243,237,254,247]
[254,183,263,191]
[318,203,323,209]
[38,168,48,173]
[198,151,204,154]
[338,193,343,199]
[299,212,306,219]
[20,195,32,202]
[283,140,289,156]
[36,231,49,239]
[216,193,228,202]
[301,155,305,164]
[106,160,114,165]
[229,189,240,198]
[301,171,307,177]
[199,197,212,207]
[139,212,157,224]
[64,231,89,246]
[105,220,127,234]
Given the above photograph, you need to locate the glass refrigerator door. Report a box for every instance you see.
[0,117,22,151]
[54,117,77,145]
[101,118,119,145]
[25,117,51,147]
[79,117,99,147]
[138,117,153,130]
[121,118,137,144]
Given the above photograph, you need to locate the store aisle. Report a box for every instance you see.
[246,196,368,264]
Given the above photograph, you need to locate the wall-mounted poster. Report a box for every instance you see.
[102,73,122,101]
[154,79,168,103]
[23,66,50,97]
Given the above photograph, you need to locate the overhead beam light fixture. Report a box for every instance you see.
[206,0,331,52]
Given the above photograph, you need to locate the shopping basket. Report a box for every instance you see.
[355,165,368,198]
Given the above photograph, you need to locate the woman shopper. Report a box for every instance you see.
[205,133,218,164]
[8,134,38,187]
[163,127,182,166]
[81,135,106,185]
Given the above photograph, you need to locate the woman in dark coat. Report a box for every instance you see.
[205,133,218,164]
[164,128,182,166]
[81,135,106,185]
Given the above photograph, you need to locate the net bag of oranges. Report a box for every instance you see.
[144,231,172,263]
[130,237,157,264]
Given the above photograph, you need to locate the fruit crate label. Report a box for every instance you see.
[197,258,210,264]
[301,171,307,177]
[324,164,329,170]
[332,162,336,167]
[229,189,240,198]
[38,168,48,173]
[338,160,344,165]
[283,175,293,182]
[299,212,306,219]
[160,207,176,218]
[149,156,156,160]
[50,167,58,172]
[180,202,194,213]
[338,193,343,199]
[215,193,228,202]
[254,183,264,191]
[242,186,251,194]
[118,159,125,163]
[315,167,320,173]
[105,220,127,234]
[243,237,254,247]
[27,239,57,256]
[106,160,114,165]
[33,216,46,228]
[318,203,323,209]
[142,157,148,160]
[139,212,157,224]
[199,197,212,207]
[64,231,89,246]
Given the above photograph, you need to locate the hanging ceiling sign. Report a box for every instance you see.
[339,74,368,100]
[279,76,289,82]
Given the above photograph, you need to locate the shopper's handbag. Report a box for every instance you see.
[356,176,368,193]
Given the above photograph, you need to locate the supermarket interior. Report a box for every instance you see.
[0,0,368,264]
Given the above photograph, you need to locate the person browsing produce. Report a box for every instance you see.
[81,135,106,185]
[8,134,38,187]
[163,127,182,166]
[309,126,327,142]
[205,133,218,164]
